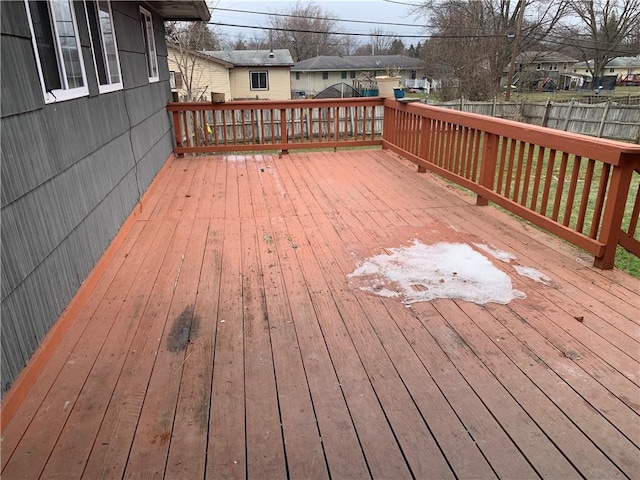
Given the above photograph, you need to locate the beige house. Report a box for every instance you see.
[291,55,422,98]
[203,50,294,101]
[572,55,640,83]
[167,44,232,102]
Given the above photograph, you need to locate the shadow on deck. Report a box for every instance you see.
[2,149,639,479]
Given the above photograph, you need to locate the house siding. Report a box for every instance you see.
[0,1,174,394]
[231,67,292,100]
[167,46,231,101]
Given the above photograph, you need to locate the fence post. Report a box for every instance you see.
[562,101,574,131]
[594,155,637,269]
[596,100,612,138]
[541,100,552,127]
[477,132,499,206]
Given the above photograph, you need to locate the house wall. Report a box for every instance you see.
[0,1,174,395]
[167,46,231,101]
[230,67,291,100]
[291,71,414,97]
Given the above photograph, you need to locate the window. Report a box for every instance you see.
[536,64,542,70]
[341,71,347,79]
[295,72,300,80]
[140,7,158,82]
[322,71,328,80]
[85,0,122,93]
[169,71,183,89]
[550,63,558,71]
[609,68,615,73]
[350,71,356,79]
[250,71,268,90]
[25,0,89,103]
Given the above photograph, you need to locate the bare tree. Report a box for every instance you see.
[369,28,395,55]
[562,0,640,80]
[413,0,567,99]
[338,34,361,56]
[268,1,341,60]
[166,21,220,101]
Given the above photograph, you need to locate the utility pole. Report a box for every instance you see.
[506,0,525,101]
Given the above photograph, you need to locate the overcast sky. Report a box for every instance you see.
[211,0,429,45]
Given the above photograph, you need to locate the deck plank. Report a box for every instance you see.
[2,150,638,480]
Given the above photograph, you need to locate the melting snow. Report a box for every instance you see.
[348,240,525,305]
[474,243,517,263]
[514,265,552,285]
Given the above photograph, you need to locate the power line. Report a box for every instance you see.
[209,22,504,39]
[213,6,433,29]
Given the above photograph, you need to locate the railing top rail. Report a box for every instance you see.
[168,97,385,112]
[385,99,640,165]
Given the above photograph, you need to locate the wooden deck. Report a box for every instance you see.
[2,149,639,479]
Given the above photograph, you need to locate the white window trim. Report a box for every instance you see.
[140,6,159,83]
[24,0,89,104]
[84,0,123,94]
[250,70,269,90]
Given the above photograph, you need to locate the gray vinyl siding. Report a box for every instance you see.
[1,1,173,394]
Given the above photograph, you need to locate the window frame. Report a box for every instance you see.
[140,6,159,83]
[322,71,329,80]
[250,70,268,90]
[24,0,89,104]
[84,0,123,93]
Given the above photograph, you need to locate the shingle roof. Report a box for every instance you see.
[573,55,640,68]
[291,55,421,72]
[203,49,294,67]
[516,51,578,64]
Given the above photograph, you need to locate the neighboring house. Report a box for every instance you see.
[167,43,233,101]
[573,55,640,83]
[291,55,422,98]
[0,0,209,395]
[203,49,294,101]
[506,51,578,90]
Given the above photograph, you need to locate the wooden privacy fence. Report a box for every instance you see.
[432,99,640,144]
[167,98,384,155]
[383,100,640,269]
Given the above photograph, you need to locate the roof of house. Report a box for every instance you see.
[516,51,578,64]
[166,43,234,68]
[148,1,210,21]
[573,55,640,68]
[291,55,421,72]
[203,50,294,67]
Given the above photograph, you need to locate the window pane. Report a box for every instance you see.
[86,0,107,84]
[28,0,62,91]
[98,2,120,83]
[141,9,158,79]
[51,0,84,89]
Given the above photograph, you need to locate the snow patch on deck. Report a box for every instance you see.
[473,243,517,263]
[514,265,552,286]
[348,240,525,305]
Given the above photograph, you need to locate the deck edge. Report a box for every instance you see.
[0,154,177,428]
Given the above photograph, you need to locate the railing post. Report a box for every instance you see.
[594,155,637,269]
[418,117,431,173]
[382,102,393,148]
[172,110,184,158]
[477,132,499,206]
[280,108,289,155]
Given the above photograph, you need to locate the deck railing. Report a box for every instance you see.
[167,98,640,269]
[167,98,384,155]
[383,99,640,269]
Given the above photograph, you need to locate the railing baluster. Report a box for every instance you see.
[563,156,582,227]
[576,158,596,234]
[512,141,526,202]
[551,152,569,221]
[504,139,518,198]
[589,163,611,239]
[540,149,557,216]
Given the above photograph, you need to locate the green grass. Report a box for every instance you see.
[439,134,640,277]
